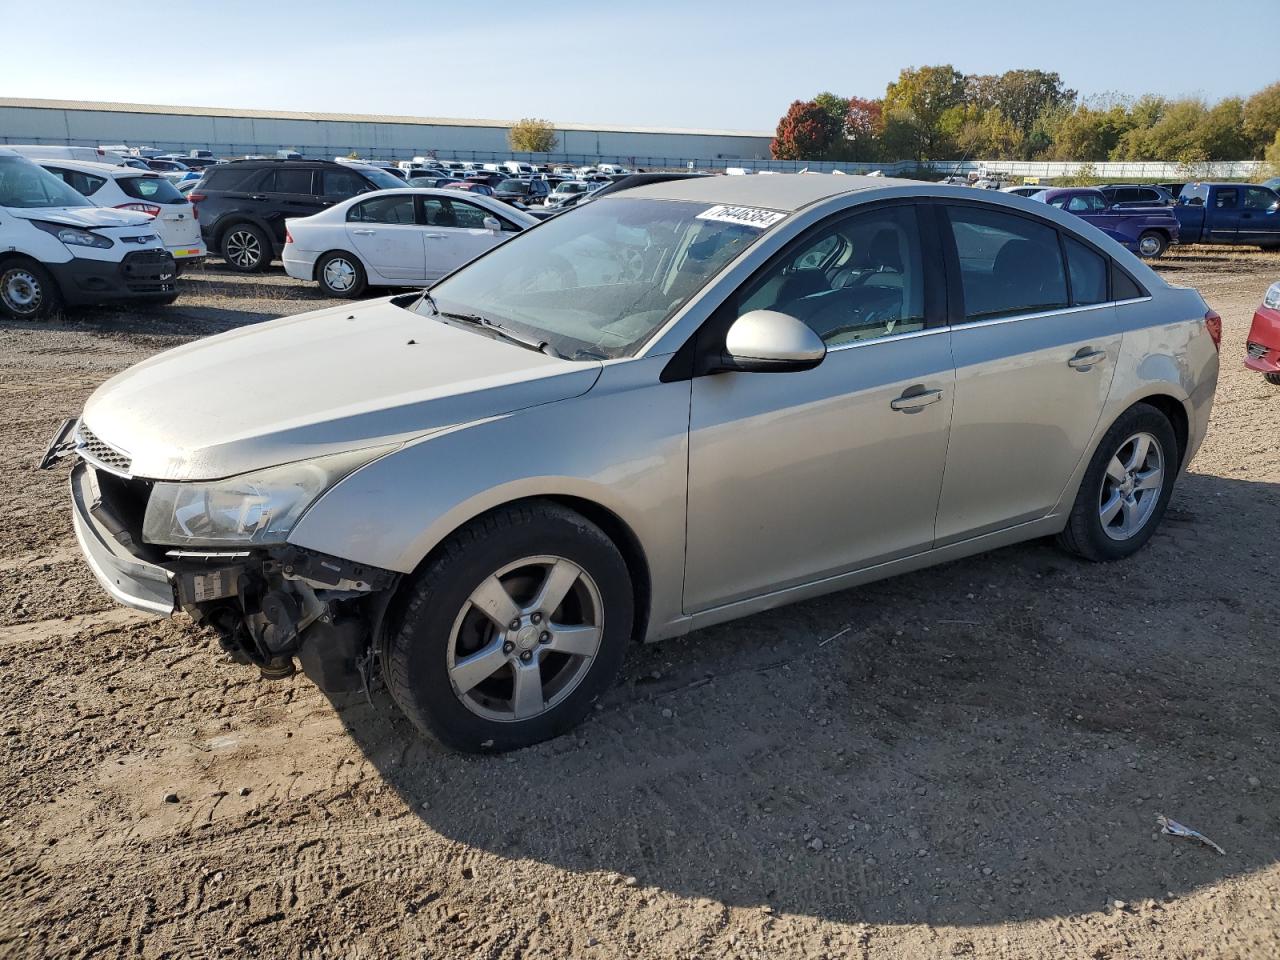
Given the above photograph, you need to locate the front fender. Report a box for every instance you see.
[287,356,693,638]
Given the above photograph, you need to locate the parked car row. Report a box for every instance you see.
[0,149,177,319]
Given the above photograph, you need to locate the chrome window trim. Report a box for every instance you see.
[825,324,943,353]
[948,296,1152,332]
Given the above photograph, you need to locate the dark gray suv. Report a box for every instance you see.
[190,160,402,271]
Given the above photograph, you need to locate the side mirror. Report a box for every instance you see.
[483,216,501,234]
[719,310,825,373]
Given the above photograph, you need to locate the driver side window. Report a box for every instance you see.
[737,206,926,347]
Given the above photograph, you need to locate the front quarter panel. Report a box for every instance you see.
[287,355,693,638]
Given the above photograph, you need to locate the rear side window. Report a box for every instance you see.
[946,206,1068,321]
[347,194,416,224]
[118,175,185,204]
[1112,268,1144,301]
[1244,187,1277,210]
[1214,188,1239,209]
[322,168,372,199]
[46,166,107,197]
[262,169,314,194]
[1064,237,1108,306]
[202,166,262,192]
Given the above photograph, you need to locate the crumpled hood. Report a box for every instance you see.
[8,205,154,230]
[82,298,602,480]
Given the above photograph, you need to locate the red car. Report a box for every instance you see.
[1246,280,1280,386]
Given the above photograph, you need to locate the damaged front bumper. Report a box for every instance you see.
[64,455,398,692]
[71,460,176,616]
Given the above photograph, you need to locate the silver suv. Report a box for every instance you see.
[45,175,1220,752]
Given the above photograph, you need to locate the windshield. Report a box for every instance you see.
[0,156,93,208]
[421,197,778,359]
[358,166,405,190]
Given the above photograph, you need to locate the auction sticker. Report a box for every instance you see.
[696,205,787,229]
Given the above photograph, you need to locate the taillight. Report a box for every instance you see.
[285,228,294,245]
[1204,309,1222,352]
[187,192,206,204]
[115,202,160,217]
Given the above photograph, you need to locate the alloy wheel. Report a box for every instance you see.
[1,268,43,316]
[1098,431,1165,540]
[446,556,604,722]
[225,230,262,269]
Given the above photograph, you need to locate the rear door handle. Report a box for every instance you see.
[1067,349,1107,370]
[249,194,267,201]
[423,232,446,239]
[351,228,375,236]
[890,388,943,412]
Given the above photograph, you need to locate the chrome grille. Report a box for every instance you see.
[77,424,132,475]
[1246,341,1269,359]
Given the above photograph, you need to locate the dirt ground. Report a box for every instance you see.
[1,249,1277,960]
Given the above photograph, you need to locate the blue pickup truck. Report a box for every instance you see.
[1174,182,1280,249]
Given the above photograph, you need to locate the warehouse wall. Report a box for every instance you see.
[0,103,773,162]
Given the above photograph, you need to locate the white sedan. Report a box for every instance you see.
[283,189,538,298]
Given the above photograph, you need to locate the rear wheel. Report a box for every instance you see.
[383,502,633,752]
[316,251,367,298]
[1265,372,1280,386]
[220,224,271,272]
[1137,231,1168,259]
[1057,403,1178,562]
[0,260,61,320]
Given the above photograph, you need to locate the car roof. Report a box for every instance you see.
[616,173,923,212]
[33,157,145,176]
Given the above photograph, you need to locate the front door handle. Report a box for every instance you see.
[351,228,376,236]
[890,388,943,412]
[1067,349,1107,370]
[422,232,446,239]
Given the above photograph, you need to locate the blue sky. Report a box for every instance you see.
[2,0,1275,132]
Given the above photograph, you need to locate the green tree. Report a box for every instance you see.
[507,118,558,153]
[1244,82,1280,156]
[883,64,966,160]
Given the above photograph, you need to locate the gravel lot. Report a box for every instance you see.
[1,250,1278,960]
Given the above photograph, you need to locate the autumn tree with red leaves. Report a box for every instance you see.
[771,100,840,160]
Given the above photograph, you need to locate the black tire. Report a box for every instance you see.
[1056,403,1179,562]
[0,259,62,320]
[383,502,634,752]
[1137,231,1168,259]
[1265,372,1280,386]
[315,250,368,298]
[220,223,271,272]
[156,293,179,305]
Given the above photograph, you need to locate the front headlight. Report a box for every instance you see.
[32,220,114,249]
[142,446,395,547]
[1264,281,1280,310]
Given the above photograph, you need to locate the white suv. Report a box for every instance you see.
[37,159,206,264]
[0,149,177,319]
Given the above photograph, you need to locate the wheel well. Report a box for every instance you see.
[1135,394,1188,466]
[213,219,265,249]
[312,249,361,282]
[387,495,653,649]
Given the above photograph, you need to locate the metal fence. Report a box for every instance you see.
[3,134,1271,179]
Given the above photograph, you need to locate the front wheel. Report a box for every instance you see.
[1137,231,1168,259]
[1057,403,1178,562]
[316,251,367,298]
[1265,372,1280,386]
[0,260,61,320]
[383,502,634,752]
